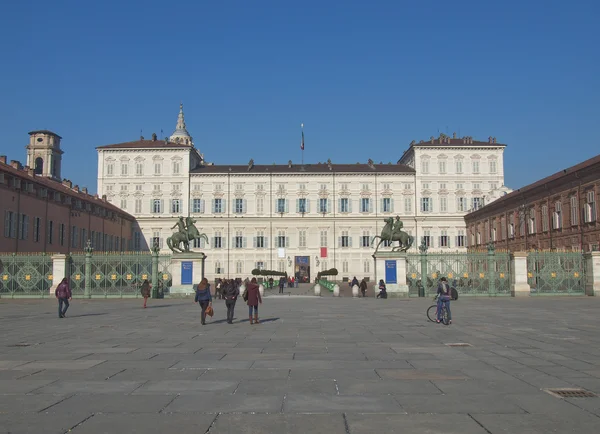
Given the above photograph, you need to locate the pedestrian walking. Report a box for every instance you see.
[140,279,151,308]
[55,277,72,318]
[194,278,212,325]
[244,277,262,324]
[278,276,285,294]
[359,278,368,298]
[223,279,240,324]
[376,279,387,299]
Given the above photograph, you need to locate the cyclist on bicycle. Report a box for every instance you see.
[436,277,452,324]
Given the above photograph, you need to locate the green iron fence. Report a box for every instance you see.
[527,251,585,295]
[0,253,53,298]
[407,249,511,297]
[69,253,86,297]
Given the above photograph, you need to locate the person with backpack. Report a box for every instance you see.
[376,279,387,299]
[223,279,240,324]
[194,278,212,325]
[359,278,368,298]
[55,277,72,318]
[140,279,151,308]
[436,277,452,324]
[244,277,262,325]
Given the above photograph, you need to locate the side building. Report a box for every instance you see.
[1,131,136,253]
[465,154,600,252]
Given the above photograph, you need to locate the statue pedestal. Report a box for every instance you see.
[169,252,206,296]
[373,251,409,298]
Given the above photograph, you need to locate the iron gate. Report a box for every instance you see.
[527,251,585,295]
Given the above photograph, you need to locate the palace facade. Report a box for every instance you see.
[465,154,600,252]
[96,104,512,281]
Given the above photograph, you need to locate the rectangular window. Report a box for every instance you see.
[121,163,128,175]
[154,162,161,175]
[440,230,449,247]
[473,183,480,190]
[553,202,562,229]
[404,183,411,190]
[214,198,223,214]
[319,198,328,213]
[235,231,244,249]
[585,191,597,222]
[421,198,431,213]
[361,183,370,191]
[456,183,463,190]
[235,198,244,214]
[382,198,392,213]
[256,197,264,214]
[135,184,143,191]
[192,199,204,213]
[439,183,446,190]
[120,198,127,210]
[440,197,448,212]
[457,197,467,212]
[404,197,412,213]
[213,232,222,249]
[456,160,463,173]
[422,230,431,247]
[456,230,466,247]
[472,197,482,211]
[340,230,350,247]
[171,199,181,213]
[107,163,114,176]
[152,199,162,214]
[58,223,65,246]
[528,209,536,234]
[298,198,307,213]
[361,231,370,248]
[120,185,128,192]
[472,161,480,173]
[152,231,163,249]
[570,196,579,226]
[81,228,86,249]
[134,232,141,250]
[255,231,265,248]
[277,198,286,213]
[489,160,497,174]
[47,220,53,244]
[277,235,286,248]
[33,217,41,242]
[172,161,180,174]
[135,199,142,214]
[360,198,371,213]
[490,183,498,191]
[18,214,28,240]
[4,211,15,238]
[421,161,429,173]
[135,162,143,175]
[438,161,446,174]
[298,230,306,248]
[339,198,349,213]
[71,225,78,248]
[320,230,328,247]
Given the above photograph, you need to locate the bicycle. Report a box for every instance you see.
[426,294,450,325]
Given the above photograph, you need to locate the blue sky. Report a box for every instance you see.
[0,0,598,194]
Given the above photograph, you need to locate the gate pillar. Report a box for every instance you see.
[584,251,600,296]
[50,254,68,294]
[510,252,530,297]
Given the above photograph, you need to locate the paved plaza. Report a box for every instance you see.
[1,295,600,433]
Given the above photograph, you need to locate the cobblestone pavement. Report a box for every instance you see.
[1,296,599,433]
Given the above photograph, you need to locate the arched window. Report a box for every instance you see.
[34,157,43,175]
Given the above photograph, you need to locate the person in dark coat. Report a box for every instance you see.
[55,277,72,318]
[359,278,368,298]
[436,277,452,324]
[195,278,212,325]
[278,276,285,294]
[376,279,387,299]
[351,276,359,288]
[246,277,262,324]
[140,279,151,308]
[223,280,240,324]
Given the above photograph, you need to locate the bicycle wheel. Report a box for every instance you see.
[427,305,438,322]
[442,306,450,325]
[451,287,458,301]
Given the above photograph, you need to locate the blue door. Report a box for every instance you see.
[181,261,193,285]
[385,260,397,284]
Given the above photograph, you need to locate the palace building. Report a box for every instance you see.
[96,104,512,281]
[1,131,136,254]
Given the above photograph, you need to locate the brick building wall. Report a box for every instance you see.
[465,154,600,252]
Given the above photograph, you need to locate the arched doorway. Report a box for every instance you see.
[34,157,43,175]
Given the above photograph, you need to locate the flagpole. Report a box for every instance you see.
[301,123,304,165]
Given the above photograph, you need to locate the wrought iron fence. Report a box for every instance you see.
[69,254,86,297]
[527,251,585,295]
[0,253,53,298]
[407,250,511,297]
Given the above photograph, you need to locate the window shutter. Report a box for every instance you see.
[160,200,164,213]
[285,200,289,213]
[243,237,247,248]
[338,236,342,247]
[150,199,154,212]
[391,198,394,213]
[242,199,247,214]
[4,211,9,237]
[348,236,353,247]
[253,236,257,248]
[306,199,310,213]
[338,198,341,213]
[200,199,205,214]
[296,199,299,213]
[212,236,216,246]
[24,216,29,240]
[380,199,383,213]
[286,236,289,248]
[274,198,278,212]
[212,199,216,213]
[369,199,373,213]
[223,199,227,213]
[327,199,331,213]
[265,237,269,248]
[348,199,352,213]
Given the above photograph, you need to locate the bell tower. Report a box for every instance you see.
[26,130,63,180]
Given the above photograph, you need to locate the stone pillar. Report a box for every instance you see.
[584,251,600,296]
[49,254,68,294]
[170,252,206,296]
[314,284,321,296]
[84,248,92,299]
[373,252,409,297]
[510,252,530,297]
[352,284,359,298]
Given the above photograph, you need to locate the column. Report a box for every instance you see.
[510,252,530,297]
[50,254,68,294]
[584,251,600,296]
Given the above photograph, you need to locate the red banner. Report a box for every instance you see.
[320,247,328,258]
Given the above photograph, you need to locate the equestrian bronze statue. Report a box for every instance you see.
[371,216,414,253]
[167,216,209,253]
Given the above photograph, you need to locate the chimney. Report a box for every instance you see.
[152,133,157,141]
[0,155,6,164]
[82,187,88,194]
[62,179,72,188]
[94,194,99,199]
[453,132,457,139]
[101,194,107,202]
[73,185,80,192]
[10,160,22,169]
[488,136,493,144]
[140,135,144,140]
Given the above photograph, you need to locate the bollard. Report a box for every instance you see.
[314,284,321,296]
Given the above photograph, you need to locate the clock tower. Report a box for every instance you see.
[26,130,63,180]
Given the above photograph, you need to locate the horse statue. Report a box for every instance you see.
[166,216,209,253]
[371,216,414,253]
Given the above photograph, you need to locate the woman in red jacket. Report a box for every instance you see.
[245,277,262,325]
[55,277,72,318]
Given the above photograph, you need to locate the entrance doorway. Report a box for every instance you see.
[294,256,310,283]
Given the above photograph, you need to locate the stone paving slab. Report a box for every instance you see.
[1,296,600,432]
